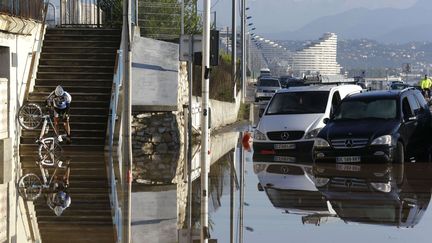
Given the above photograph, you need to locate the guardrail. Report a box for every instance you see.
[107,48,123,242]
[0,0,44,21]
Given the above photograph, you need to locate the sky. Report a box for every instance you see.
[206,0,418,33]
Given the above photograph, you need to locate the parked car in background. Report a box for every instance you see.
[279,76,306,88]
[254,77,281,102]
[313,88,432,164]
[253,84,363,155]
[260,68,271,77]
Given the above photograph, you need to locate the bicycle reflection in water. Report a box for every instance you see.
[18,152,71,217]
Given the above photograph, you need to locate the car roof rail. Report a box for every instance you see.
[401,87,416,92]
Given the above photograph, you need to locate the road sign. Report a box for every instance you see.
[179,35,202,61]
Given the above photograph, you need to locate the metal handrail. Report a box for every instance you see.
[107,48,123,242]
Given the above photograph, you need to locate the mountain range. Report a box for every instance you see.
[266,0,432,43]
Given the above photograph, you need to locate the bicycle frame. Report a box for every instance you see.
[38,161,62,190]
[38,114,59,141]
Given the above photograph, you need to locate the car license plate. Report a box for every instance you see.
[336,164,361,172]
[274,144,296,150]
[274,156,296,162]
[336,156,361,163]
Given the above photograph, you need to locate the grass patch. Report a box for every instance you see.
[237,102,250,121]
[193,54,240,102]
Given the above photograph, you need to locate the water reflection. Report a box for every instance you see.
[253,156,338,226]
[313,162,432,228]
[252,152,432,230]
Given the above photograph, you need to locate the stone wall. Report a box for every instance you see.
[132,112,180,184]
[132,62,188,184]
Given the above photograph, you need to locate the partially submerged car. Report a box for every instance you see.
[253,84,362,155]
[313,88,432,164]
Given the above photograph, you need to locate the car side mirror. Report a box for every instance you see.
[258,109,264,118]
[323,118,330,124]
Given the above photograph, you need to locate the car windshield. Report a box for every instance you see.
[266,91,330,115]
[258,79,280,87]
[334,99,397,120]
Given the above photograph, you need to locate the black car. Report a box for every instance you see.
[278,76,306,88]
[313,88,432,164]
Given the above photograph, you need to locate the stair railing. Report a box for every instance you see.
[106,48,123,242]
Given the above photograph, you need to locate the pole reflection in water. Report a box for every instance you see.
[187,131,241,242]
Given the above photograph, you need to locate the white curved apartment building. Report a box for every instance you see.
[290,33,342,76]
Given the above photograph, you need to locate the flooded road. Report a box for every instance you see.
[131,100,432,243]
[210,143,432,243]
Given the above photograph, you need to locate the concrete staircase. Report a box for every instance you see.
[20,28,120,243]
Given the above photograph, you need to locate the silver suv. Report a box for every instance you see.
[255,77,281,103]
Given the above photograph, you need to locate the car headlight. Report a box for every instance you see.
[313,138,330,148]
[314,177,330,187]
[305,128,322,139]
[254,130,267,140]
[253,164,267,174]
[370,182,391,193]
[371,135,392,146]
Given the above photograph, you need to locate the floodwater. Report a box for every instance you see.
[131,124,432,243]
[209,134,432,243]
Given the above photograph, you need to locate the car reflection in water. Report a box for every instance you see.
[313,161,432,228]
[253,155,338,226]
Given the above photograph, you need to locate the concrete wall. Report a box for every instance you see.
[191,92,242,130]
[132,35,180,110]
[0,14,42,243]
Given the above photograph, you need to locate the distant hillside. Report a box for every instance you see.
[267,0,432,43]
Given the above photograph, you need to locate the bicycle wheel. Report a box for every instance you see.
[38,137,63,163]
[18,103,43,130]
[18,173,43,201]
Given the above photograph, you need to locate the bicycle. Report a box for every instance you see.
[18,158,69,201]
[18,103,65,164]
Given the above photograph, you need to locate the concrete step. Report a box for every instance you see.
[27,99,111,108]
[38,65,115,73]
[44,34,120,41]
[20,136,105,145]
[22,129,105,138]
[35,78,113,86]
[22,167,107,177]
[34,85,111,93]
[29,92,111,101]
[43,40,120,48]
[37,72,114,79]
[38,59,115,67]
[40,52,116,60]
[42,46,118,54]
[20,144,105,153]
[46,28,120,35]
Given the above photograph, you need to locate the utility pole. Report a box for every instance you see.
[181,0,184,35]
[232,0,237,99]
[241,0,246,102]
[122,0,132,242]
[201,0,211,242]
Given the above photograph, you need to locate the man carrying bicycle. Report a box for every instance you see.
[419,75,432,99]
[47,162,71,216]
[46,85,72,143]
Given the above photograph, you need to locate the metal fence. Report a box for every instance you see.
[0,0,44,20]
[59,0,122,27]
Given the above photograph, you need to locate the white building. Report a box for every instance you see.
[290,33,342,76]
